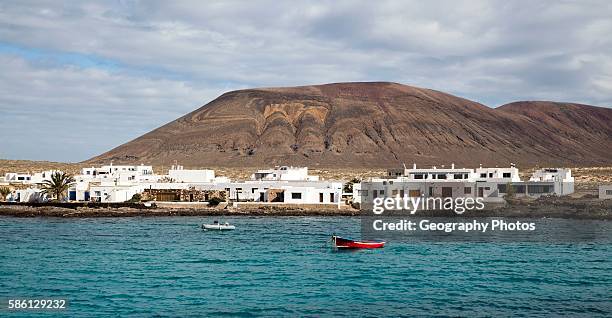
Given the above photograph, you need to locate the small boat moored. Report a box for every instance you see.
[332,235,385,249]
[202,220,235,231]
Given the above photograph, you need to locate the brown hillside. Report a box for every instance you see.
[88,82,612,168]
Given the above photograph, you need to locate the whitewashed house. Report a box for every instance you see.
[62,163,341,205]
[251,166,320,181]
[354,164,574,204]
[599,185,612,200]
[70,164,160,202]
[168,165,216,183]
[528,168,574,196]
[3,172,33,183]
[70,164,229,203]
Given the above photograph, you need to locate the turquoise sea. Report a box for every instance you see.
[1,216,610,317]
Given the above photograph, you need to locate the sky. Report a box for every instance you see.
[0,0,611,162]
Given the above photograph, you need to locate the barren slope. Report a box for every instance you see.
[89,82,612,168]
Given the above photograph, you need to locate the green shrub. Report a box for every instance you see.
[208,197,223,206]
[127,193,142,203]
[0,186,11,201]
[343,178,361,193]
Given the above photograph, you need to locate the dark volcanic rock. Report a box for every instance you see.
[88,82,612,168]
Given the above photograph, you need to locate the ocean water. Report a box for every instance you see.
[0,216,610,317]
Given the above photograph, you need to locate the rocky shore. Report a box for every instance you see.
[0,197,610,219]
[0,203,359,217]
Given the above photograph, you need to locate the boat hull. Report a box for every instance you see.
[202,224,235,230]
[332,236,385,249]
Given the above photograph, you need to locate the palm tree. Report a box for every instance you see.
[41,172,75,201]
[0,186,11,202]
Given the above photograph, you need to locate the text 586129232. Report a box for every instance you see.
[5,299,67,311]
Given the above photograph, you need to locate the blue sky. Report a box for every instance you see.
[1,0,611,162]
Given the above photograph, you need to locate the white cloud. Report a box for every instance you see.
[0,55,220,161]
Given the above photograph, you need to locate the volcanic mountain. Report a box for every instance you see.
[89,82,612,168]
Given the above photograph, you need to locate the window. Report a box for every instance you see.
[414,174,424,179]
[528,185,553,194]
[292,193,302,199]
[489,173,493,178]
[391,190,398,196]
[252,188,257,193]
[454,174,463,179]
[437,174,447,179]
[480,173,487,178]
[464,187,471,194]
[358,190,368,197]
[428,187,434,196]
[503,173,511,178]
[607,190,612,195]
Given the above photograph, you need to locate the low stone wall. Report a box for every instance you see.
[154,202,210,209]
[234,202,343,210]
[0,201,153,209]
[141,188,226,202]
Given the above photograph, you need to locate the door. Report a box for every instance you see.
[329,193,334,202]
[442,187,452,198]
[478,187,484,197]
[319,193,324,203]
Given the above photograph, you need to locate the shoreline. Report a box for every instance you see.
[0,198,610,220]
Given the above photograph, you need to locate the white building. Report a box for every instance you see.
[599,185,612,200]
[250,166,320,181]
[66,163,342,205]
[529,168,574,196]
[3,172,32,183]
[168,165,216,183]
[70,164,159,202]
[198,179,343,205]
[354,164,574,204]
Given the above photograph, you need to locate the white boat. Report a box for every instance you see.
[202,221,235,231]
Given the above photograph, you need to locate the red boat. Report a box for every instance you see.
[332,236,385,249]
